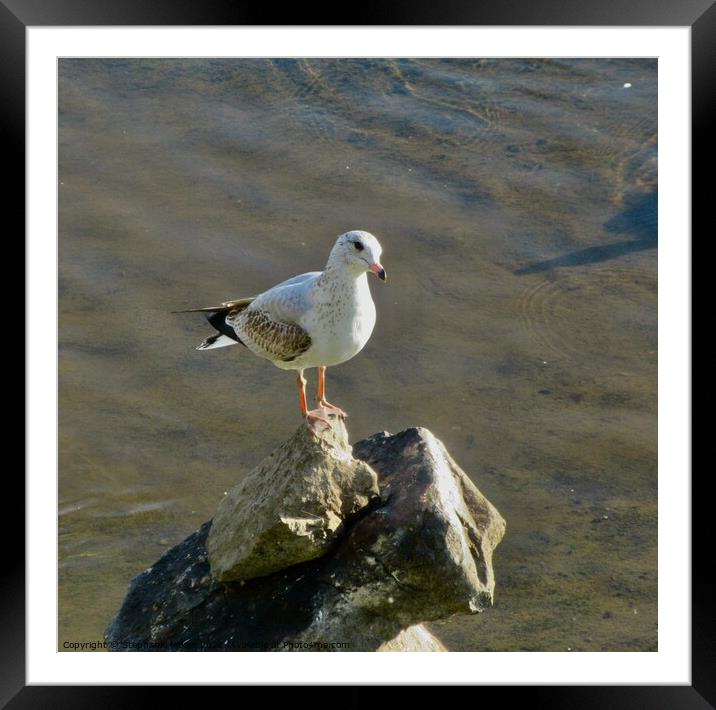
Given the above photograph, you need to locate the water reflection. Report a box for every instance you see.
[515,190,657,275]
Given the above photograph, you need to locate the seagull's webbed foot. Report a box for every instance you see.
[316,367,348,418]
[305,408,333,434]
[317,399,348,418]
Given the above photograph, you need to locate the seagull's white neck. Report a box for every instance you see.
[320,255,367,286]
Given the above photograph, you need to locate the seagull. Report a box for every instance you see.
[175,230,386,430]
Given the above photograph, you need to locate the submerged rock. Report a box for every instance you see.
[105,424,506,651]
[377,625,447,652]
[207,417,379,582]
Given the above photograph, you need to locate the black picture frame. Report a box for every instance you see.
[8,0,703,704]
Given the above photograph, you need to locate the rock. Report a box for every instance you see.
[105,425,505,652]
[377,625,447,652]
[207,416,380,582]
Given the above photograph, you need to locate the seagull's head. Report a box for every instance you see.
[330,230,386,281]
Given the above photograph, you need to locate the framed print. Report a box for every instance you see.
[9,0,703,704]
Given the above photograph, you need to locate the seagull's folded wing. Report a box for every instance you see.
[230,308,312,362]
[228,271,320,362]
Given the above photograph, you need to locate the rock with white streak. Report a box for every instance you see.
[207,415,380,582]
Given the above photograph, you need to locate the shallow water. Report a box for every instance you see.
[58,58,657,652]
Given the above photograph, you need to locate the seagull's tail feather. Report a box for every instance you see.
[196,333,238,350]
[173,297,255,352]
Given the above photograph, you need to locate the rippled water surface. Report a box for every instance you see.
[59,58,657,651]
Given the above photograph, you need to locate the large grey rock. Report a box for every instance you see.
[207,416,379,582]
[105,425,506,651]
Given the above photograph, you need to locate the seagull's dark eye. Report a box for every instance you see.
[353,241,364,252]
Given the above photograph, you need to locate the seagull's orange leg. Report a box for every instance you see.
[297,371,331,431]
[317,366,348,418]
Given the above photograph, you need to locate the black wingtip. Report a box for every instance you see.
[172,307,222,314]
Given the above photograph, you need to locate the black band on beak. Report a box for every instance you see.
[377,268,386,281]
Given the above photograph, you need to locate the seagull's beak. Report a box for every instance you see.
[369,262,387,281]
